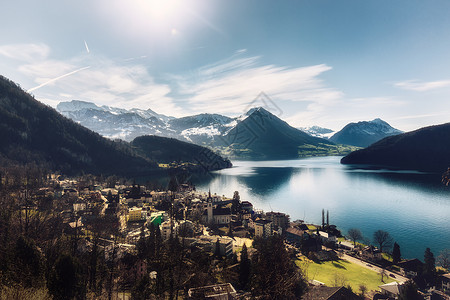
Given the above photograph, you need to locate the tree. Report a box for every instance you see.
[437,249,450,271]
[373,230,393,253]
[231,191,241,214]
[423,248,436,280]
[131,275,152,300]
[359,284,367,298]
[48,254,85,300]
[398,280,422,300]
[392,242,401,264]
[347,228,362,246]
[239,243,251,290]
[13,236,45,288]
[251,235,306,299]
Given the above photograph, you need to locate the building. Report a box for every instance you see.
[379,282,403,299]
[286,227,306,247]
[318,231,337,245]
[128,207,142,222]
[266,211,290,231]
[398,259,424,278]
[160,219,195,240]
[186,235,234,258]
[302,286,360,300]
[360,245,382,262]
[441,273,450,291]
[188,283,237,299]
[254,219,272,238]
[202,201,232,225]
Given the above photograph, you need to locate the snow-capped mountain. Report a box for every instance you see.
[56,100,235,143]
[299,126,335,139]
[329,118,403,147]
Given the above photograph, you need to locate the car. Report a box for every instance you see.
[389,274,395,278]
[366,264,372,267]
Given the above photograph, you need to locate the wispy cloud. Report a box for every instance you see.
[2,43,182,116]
[394,79,450,91]
[0,43,50,62]
[175,53,341,115]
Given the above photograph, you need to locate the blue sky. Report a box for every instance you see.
[1,0,450,132]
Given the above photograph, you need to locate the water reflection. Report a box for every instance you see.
[192,157,450,259]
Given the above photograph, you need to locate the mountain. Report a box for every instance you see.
[300,126,335,139]
[341,123,450,172]
[0,76,158,176]
[57,100,177,141]
[217,107,355,159]
[132,136,232,171]
[57,100,358,159]
[329,118,403,147]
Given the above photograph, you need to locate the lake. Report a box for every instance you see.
[192,156,450,260]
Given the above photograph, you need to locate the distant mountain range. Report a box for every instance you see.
[341,123,450,172]
[58,100,405,156]
[0,76,231,176]
[57,101,359,159]
[329,118,403,147]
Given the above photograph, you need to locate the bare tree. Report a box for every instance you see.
[359,284,367,297]
[373,230,393,253]
[348,228,362,246]
[437,249,450,271]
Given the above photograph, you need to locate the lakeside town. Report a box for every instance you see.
[1,169,449,300]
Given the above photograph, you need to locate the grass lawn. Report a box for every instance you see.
[296,258,397,293]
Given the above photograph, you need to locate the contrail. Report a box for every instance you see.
[84,40,90,53]
[27,66,91,93]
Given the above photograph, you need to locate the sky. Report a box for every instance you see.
[1,0,450,132]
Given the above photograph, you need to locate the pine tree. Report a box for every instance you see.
[392,242,401,264]
[423,247,436,281]
[239,244,251,290]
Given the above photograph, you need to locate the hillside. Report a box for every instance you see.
[0,75,159,176]
[132,135,232,171]
[330,119,402,147]
[341,123,450,172]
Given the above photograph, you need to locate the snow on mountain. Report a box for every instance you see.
[299,126,335,139]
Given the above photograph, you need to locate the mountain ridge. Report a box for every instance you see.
[341,122,450,172]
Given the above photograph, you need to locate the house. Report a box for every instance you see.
[360,245,382,262]
[318,231,337,245]
[254,219,272,238]
[188,283,237,299]
[302,286,360,300]
[286,227,305,247]
[379,282,403,299]
[398,259,424,278]
[441,273,450,291]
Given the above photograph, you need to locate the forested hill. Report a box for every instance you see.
[0,75,158,176]
[341,122,450,172]
[132,135,232,171]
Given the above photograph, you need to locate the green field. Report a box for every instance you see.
[296,258,397,293]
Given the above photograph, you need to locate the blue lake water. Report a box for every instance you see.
[192,156,450,260]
